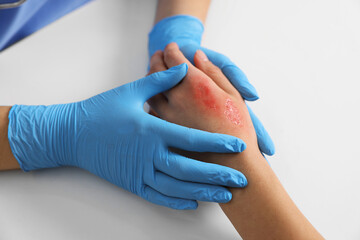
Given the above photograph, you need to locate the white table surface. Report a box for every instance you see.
[0,0,359,239]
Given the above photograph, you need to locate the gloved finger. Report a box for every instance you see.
[164,42,194,69]
[147,171,232,203]
[246,104,275,156]
[151,116,246,153]
[137,63,188,101]
[155,152,247,187]
[193,50,239,96]
[201,48,259,101]
[143,185,198,210]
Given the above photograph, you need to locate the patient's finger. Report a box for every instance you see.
[147,50,169,117]
[149,50,167,74]
[164,42,194,69]
[194,50,238,96]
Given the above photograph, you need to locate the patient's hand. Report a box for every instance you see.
[148,43,323,240]
[148,43,258,153]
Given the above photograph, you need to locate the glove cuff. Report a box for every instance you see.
[8,104,77,171]
[148,15,204,58]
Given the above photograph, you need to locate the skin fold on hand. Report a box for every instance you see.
[147,43,323,240]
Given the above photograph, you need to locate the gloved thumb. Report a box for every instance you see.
[137,63,188,101]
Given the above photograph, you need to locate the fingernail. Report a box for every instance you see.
[196,50,208,62]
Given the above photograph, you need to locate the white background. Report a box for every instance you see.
[0,0,359,239]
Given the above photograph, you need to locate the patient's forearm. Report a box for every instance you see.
[206,144,323,239]
[155,0,211,24]
[0,106,20,171]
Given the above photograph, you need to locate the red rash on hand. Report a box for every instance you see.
[193,80,219,111]
[192,79,243,126]
[224,98,243,126]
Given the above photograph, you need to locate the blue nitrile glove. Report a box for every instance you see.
[8,64,248,210]
[148,15,275,156]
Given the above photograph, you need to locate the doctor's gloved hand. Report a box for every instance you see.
[148,15,275,156]
[7,64,248,210]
